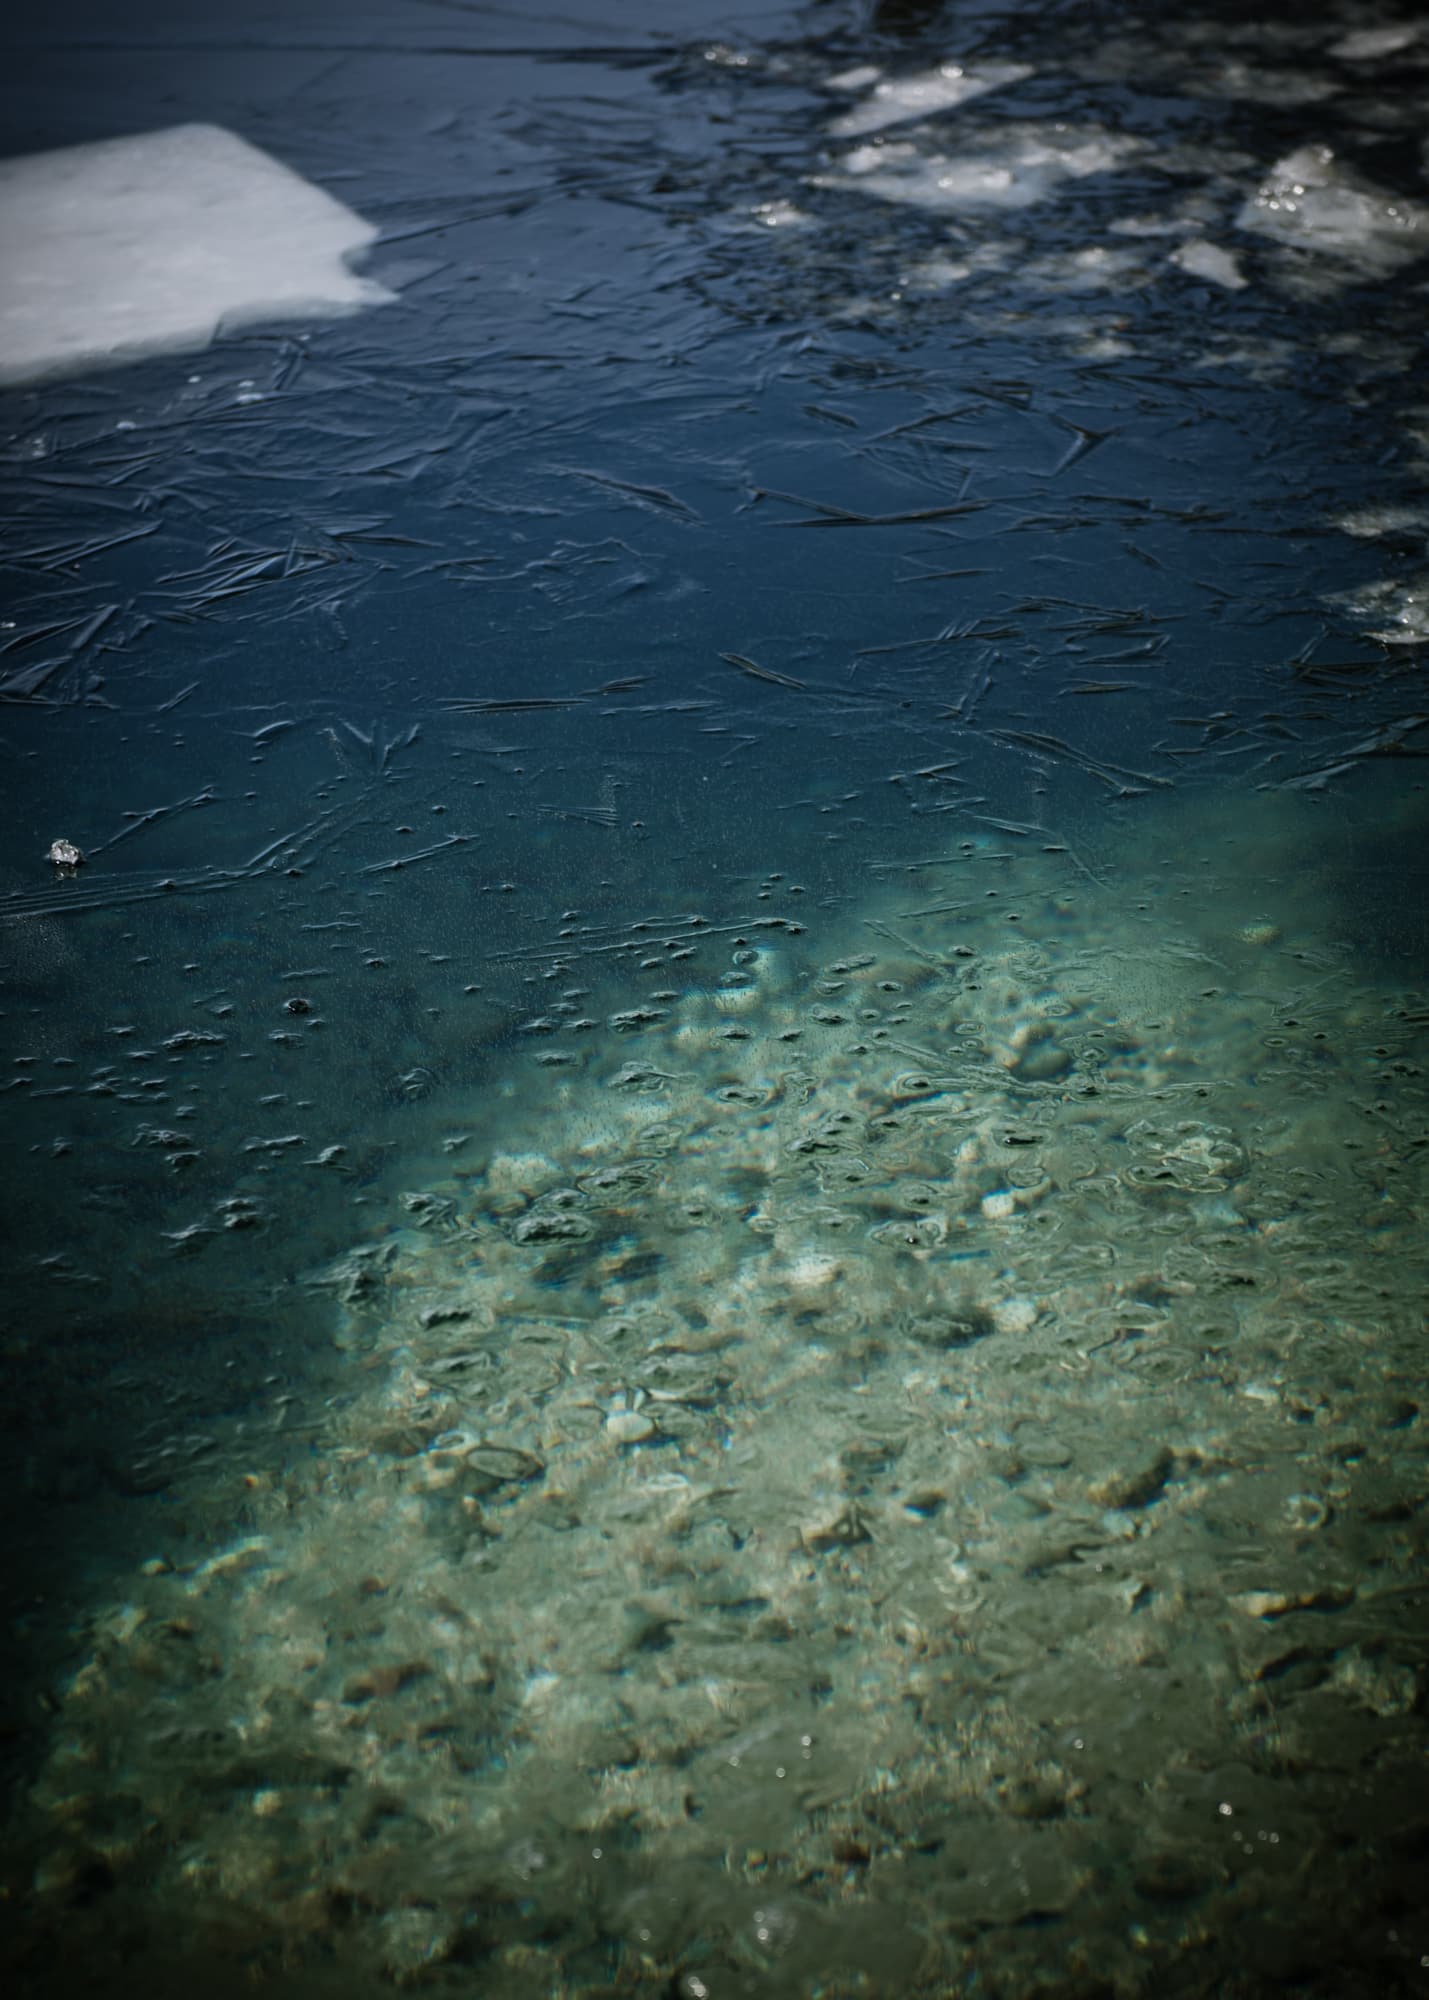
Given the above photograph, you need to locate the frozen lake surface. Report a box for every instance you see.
[1,3,1427,1995]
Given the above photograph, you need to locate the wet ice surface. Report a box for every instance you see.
[1,1,1428,1996]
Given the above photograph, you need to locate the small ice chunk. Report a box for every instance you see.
[0,122,395,387]
[1339,573,1429,645]
[1333,504,1429,538]
[900,252,975,292]
[1028,243,1147,292]
[1329,25,1420,61]
[828,124,1139,214]
[1237,144,1425,276]
[1112,212,1192,238]
[1064,322,1137,360]
[828,61,1033,138]
[825,64,883,93]
[750,200,810,229]
[1171,238,1248,289]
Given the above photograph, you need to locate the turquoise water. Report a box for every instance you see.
[2,3,1427,1994]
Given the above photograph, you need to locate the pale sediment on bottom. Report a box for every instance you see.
[10,816,1428,1995]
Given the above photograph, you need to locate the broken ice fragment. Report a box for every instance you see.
[1237,144,1425,277]
[1171,238,1247,290]
[827,61,1033,138]
[0,123,395,387]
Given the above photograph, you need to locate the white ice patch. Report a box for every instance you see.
[1329,24,1421,61]
[824,64,882,94]
[824,124,1139,214]
[1111,212,1194,238]
[1200,59,1338,107]
[898,251,976,292]
[1023,242,1149,293]
[1237,143,1426,277]
[1171,238,1248,289]
[1062,321,1137,360]
[827,61,1033,138]
[1339,574,1429,646]
[0,122,395,387]
[749,199,812,229]
[1333,504,1429,538]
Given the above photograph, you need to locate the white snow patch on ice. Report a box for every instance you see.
[1339,574,1429,645]
[749,199,812,229]
[1171,238,1248,289]
[1237,143,1426,277]
[0,123,395,386]
[1333,505,1429,538]
[1025,242,1150,293]
[1329,25,1420,61]
[824,64,883,93]
[827,61,1033,138]
[1111,212,1191,238]
[824,124,1139,214]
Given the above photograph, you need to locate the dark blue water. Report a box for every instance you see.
[3,3,1428,1995]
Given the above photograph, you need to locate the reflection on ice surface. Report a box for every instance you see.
[0,123,394,386]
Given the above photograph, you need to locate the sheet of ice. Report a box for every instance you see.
[823,124,1139,214]
[827,61,1033,138]
[1237,143,1426,277]
[0,123,395,387]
